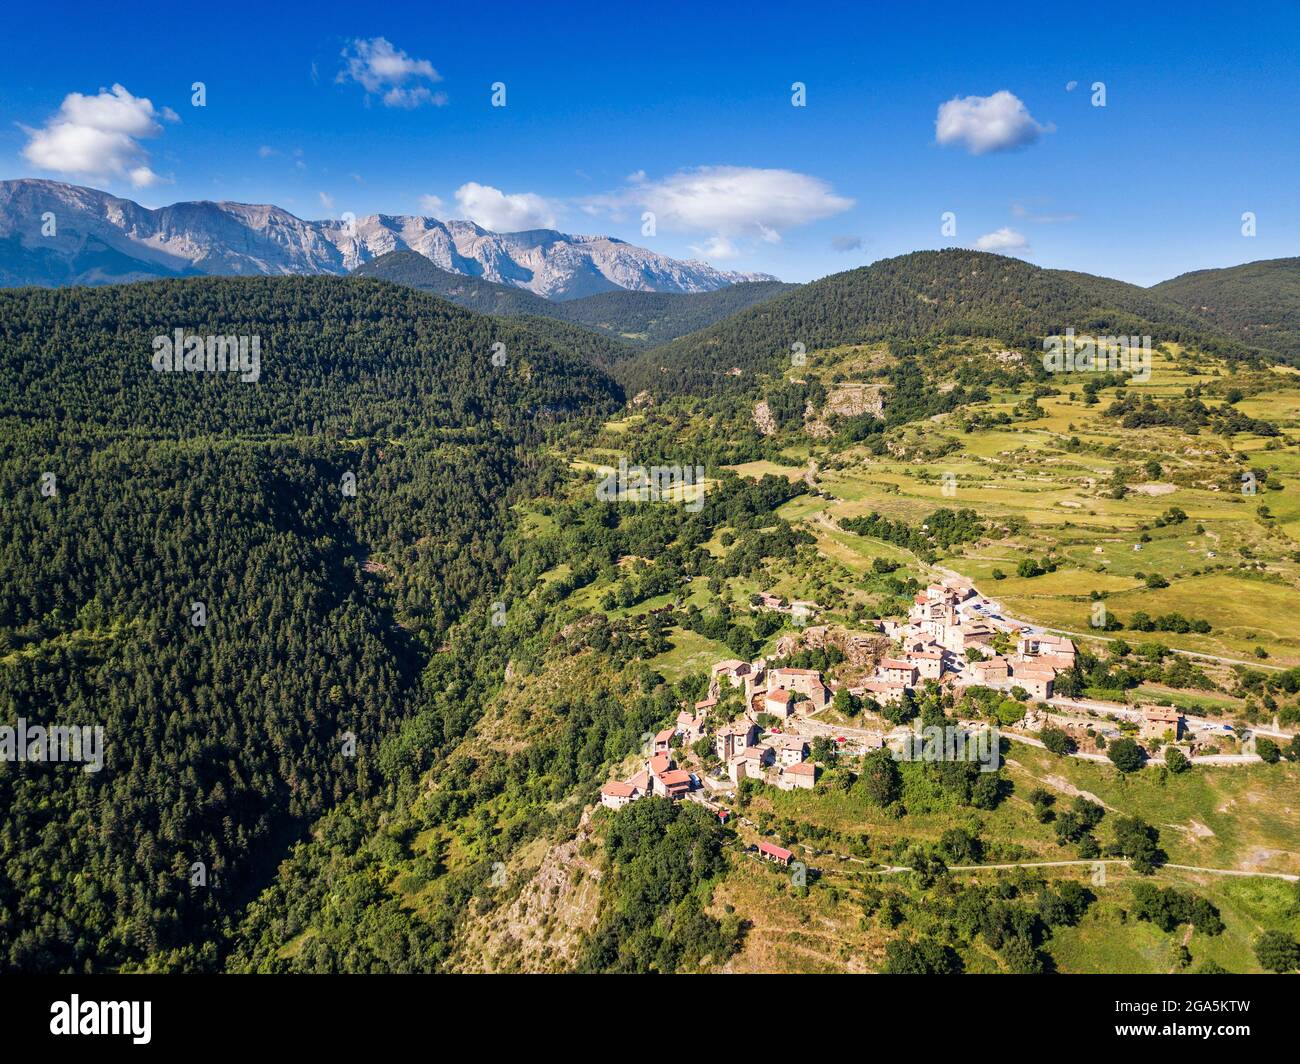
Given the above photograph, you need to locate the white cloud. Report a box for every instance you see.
[319,191,335,210]
[935,91,1052,155]
[20,83,175,187]
[975,226,1030,252]
[418,194,445,215]
[337,37,446,109]
[258,145,278,158]
[620,165,851,236]
[454,182,557,231]
[689,235,740,260]
[585,165,851,259]
[832,234,863,252]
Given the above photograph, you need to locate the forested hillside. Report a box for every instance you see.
[1152,257,1300,361]
[0,277,621,972]
[553,280,799,349]
[353,250,796,353]
[616,249,1263,397]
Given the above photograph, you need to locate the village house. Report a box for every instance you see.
[716,720,760,762]
[1140,706,1183,742]
[652,727,676,754]
[963,655,1054,699]
[912,599,958,640]
[1018,633,1077,668]
[763,733,808,766]
[712,659,752,688]
[728,744,774,785]
[768,667,832,710]
[599,779,642,810]
[939,621,996,655]
[775,761,817,791]
[675,710,705,744]
[930,580,974,604]
[966,656,1010,687]
[878,658,919,687]
[1007,663,1054,701]
[741,660,768,703]
[763,687,797,719]
[648,754,693,799]
[856,679,908,706]
[905,648,944,681]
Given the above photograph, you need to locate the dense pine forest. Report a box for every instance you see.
[616,249,1269,397]
[1152,256,1300,361]
[0,276,621,971]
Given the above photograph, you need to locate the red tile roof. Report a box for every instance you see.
[758,840,794,862]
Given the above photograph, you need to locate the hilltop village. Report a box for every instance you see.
[596,575,1208,813]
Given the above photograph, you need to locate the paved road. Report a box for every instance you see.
[801,852,1299,883]
[1001,726,1262,767]
[1046,695,1295,743]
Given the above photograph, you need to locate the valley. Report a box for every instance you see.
[3,247,1299,978]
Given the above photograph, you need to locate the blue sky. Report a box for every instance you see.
[4,0,1298,285]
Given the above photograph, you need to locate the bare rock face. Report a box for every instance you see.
[752,400,777,436]
[825,382,885,418]
[0,179,777,297]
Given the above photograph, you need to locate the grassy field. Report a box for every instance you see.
[780,344,1300,665]
[646,626,735,680]
[1048,871,1300,974]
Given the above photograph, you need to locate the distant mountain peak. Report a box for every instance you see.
[0,179,778,297]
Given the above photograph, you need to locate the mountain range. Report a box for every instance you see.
[0,179,774,298]
[4,180,1298,379]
